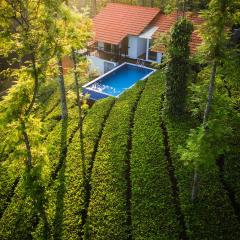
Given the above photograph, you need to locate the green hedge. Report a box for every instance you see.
[0,180,36,240]
[0,152,23,217]
[32,97,115,239]
[0,97,77,219]
[0,106,80,240]
[131,72,180,239]
[61,97,115,240]
[84,81,145,240]
[224,151,240,206]
[166,117,240,239]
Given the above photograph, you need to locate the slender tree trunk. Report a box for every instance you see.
[71,49,86,180]
[92,0,97,16]
[151,0,154,7]
[191,168,199,201]
[20,119,32,171]
[57,57,68,120]
[191,60,217,202]
[203,60,217,125]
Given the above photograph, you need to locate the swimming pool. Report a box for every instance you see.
[82,63,155,100]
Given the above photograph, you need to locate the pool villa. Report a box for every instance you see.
[81,3,203,100]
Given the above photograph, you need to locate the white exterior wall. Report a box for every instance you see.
[128,36,138,59]
[137,38,147,57]
[87,56,117,75]
[128,36,148,59]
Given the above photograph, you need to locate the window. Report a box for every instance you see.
[104,43,112,52]
[148,51,157,61]
[147,39,157,62]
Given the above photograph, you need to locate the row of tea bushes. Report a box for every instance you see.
[0,106,80,240]
[131,72,180,239]
[33,97,115,239]
[84,81,145,240]
[166,117,240,239]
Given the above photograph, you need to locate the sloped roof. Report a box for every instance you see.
[93,4,203,53]
[153,12,204,53]
[93,3,160,45]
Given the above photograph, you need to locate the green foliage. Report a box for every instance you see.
[0,75,33,121]
[0,105,80,239]
[164,17,193,117]
[60,97,114,240]
[184,64,240,166]
[131,72,180,239]
[166,115,240,239]
[198,0,236,61]
[84,81,145,240]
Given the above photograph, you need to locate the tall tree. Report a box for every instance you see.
[179,0,237,201]
[164,17,193,117]
[0,0,61,234]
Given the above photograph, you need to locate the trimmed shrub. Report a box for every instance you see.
[32,97,115,239]
[61,97,115,240]
[131,72,180,239]
[224,152,240,206]
[0,106,80,240]
[166,117,240,239]
[84,81,145,240]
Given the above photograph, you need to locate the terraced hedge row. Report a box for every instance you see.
[131,72,180,239]
[0,106,80,240]
[165,118,240,239]
[223,132,240,206]
[0,96,77,219]
[0,179,36,240]
[84,81,145,240]
[61,97,115,240]
[0,152,23,217]
[33,97,115,239]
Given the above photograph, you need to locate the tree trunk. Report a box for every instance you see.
[57,57,68,120]
[151,0,154,7]
[92,0,97,16]
[203,60,217,125]
[191,60,217,202]
[20,119,32,171]
[71,49,86,180]
[191,167,199,201]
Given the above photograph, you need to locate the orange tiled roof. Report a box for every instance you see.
[152,11,204,53]
[93,3,160,45]
[93,4,203,53]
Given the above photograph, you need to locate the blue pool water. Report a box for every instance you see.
[83,63,155,99]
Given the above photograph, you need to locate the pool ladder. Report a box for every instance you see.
[136,59,145,67]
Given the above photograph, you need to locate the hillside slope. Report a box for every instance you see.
[0,71,240,239]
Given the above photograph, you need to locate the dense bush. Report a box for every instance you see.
[224,152,240,206]
[61,97,115,240]
[32,97,115,239]
[131,72,180,239]
[165,18,193,117]
[84,81,145,240]
[0,106,80,240]
[166,117,240,239]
